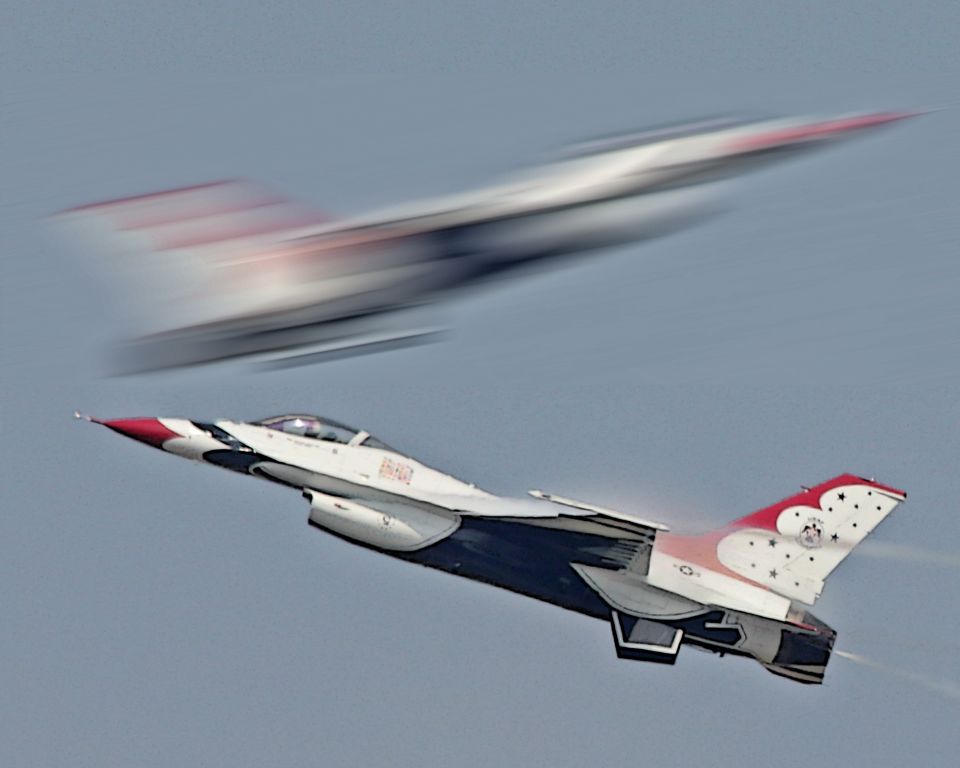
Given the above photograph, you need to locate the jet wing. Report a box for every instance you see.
[433,489,665,546]
[371,487,670,542]
[528,490,668,531]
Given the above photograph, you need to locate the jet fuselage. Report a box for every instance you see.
[83,413,893,684]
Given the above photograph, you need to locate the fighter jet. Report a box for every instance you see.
[82,411,906,684]
[57,111,913,371]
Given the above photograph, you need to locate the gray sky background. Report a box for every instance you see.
[3,3,960,766]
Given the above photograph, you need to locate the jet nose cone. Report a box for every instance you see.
[822,110,921,133]
[728,110,919,153]
[102,417,183,449]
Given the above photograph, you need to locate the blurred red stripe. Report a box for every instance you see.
[117,197,288,230]
[154,214,333,250]
[62,179,239,213]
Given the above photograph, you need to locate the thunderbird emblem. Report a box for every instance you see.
[798,518,824,549]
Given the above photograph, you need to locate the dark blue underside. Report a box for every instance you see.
[376,521,757,660]
[199,447,834,672]
[366,517,626,620]
[194,435,844,684]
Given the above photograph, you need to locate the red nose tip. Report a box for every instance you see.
[103,418,182,449]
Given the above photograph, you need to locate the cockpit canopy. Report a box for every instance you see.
[253,414,396,451]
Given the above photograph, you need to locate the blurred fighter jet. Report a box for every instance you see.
[57,112,913,371]
[82,410,906,683]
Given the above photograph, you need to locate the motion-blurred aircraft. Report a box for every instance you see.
[82,411,906,683]
[58,112,912,371]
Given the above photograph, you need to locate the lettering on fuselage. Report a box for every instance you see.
[379,457,414,484]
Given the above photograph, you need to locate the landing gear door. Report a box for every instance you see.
[611,611,683,665]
